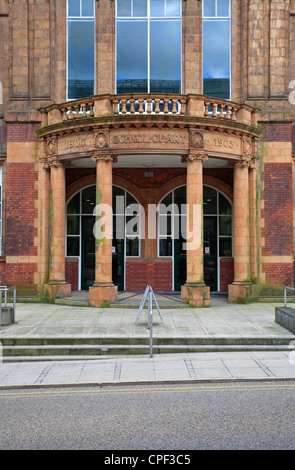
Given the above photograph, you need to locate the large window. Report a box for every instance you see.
[202,0,231,99]
[116,0,182,94]
[67,0,95,100]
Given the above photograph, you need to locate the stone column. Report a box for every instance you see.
[181,153,210,307]
[89,153,118,307]
[249,158,258,283]
[44,159,71,298]
[228,159,256,303]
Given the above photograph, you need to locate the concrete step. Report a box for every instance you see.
[1,335,294,362]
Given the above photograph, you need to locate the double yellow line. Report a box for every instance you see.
[1,381,295,399]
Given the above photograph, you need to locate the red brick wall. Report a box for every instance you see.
[66,167,233,190]
[262,162,292,257]
[261,122,294,287]
[263,263,294,288]
[220,258,234,292]
[65,258,79,291]
[6,263,37,287]
[263,122,292,142]
[7,123,39,142]
[0,259,6,285]
[126,258,172,291]
[6,162,38,256]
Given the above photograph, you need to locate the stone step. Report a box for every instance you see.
[1,335,293,362]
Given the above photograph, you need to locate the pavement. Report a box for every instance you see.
[1,293,295,388]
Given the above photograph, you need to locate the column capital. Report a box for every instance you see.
[232,157,254,169]
[181,152,209,164]
[91,153,118,164]
[41,157,70,169]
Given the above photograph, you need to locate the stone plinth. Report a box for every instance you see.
[181,283,210,307]
[89,284,118,307]
[44,281,71,299]
[228,282,258,304]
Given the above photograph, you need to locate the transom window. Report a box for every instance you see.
[202,0,231,100]
[67,0,95,100]
[116,0,182,94]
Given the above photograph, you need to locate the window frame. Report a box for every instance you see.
[115,0,182,94]
[66,0,96,101]
[202,0,231,100]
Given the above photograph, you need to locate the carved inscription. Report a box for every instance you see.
[64,137,87,149]
[204,132,241,155]
[111,132,189,145]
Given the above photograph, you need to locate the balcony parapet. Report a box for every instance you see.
[37,94,261,140]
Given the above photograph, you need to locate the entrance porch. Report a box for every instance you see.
[37,93,262,307]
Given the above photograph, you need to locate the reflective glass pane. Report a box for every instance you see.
[82,185,96,213]
[150,0,164,16]
[150,20,181,93]
[68,0,80,16]
[117,0,131,16]
[126,215,139,236]
[117,20,148,93]
[133,0,147,16]
[67,236,80,256]
[166,0,180,17]
[82,0,94,16]
[219,215,232,235]
[219,237,232,257]
[159,214,171,236]
[159,237,172,256]
[126,237,139,256]
[67,192,80,214]
[126,191,137,207]
[203,187,217,214]
[203,0,215,17]
[217,0,229,17]
[203,20,230,99]
[174,186,186,208]
[68,20,95,99]
[67,215,80,235]
[219,193,232,215]
[161,192,172,208]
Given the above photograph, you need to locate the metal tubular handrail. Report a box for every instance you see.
[284,286,295,307]
[0,286,16,330]
[136,284,164,358]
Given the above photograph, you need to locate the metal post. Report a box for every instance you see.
[284,287,287,307]
[149,289,153,358]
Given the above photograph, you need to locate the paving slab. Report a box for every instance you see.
[0,297,295,387]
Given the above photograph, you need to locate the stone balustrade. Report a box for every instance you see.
[40,94,258,128]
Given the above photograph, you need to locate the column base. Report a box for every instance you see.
[44,281,71,299]
[228,282,258,304]
[181,283,210,307]
[89,283,118,307]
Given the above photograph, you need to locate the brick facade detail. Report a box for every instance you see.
[65,258,79,291]
[262,122,292,143]
[220,258,234,292]
[7,123,39,142]
[6,263,37,287]
[126,258,173,292]
[262,163,293,257]
[263,263,294,288]
[6,162,38,256]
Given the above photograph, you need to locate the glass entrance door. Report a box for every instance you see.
[174,236,186,291]
[112,239,124,291]
[81,215,95,290]
[203,216,218,291]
